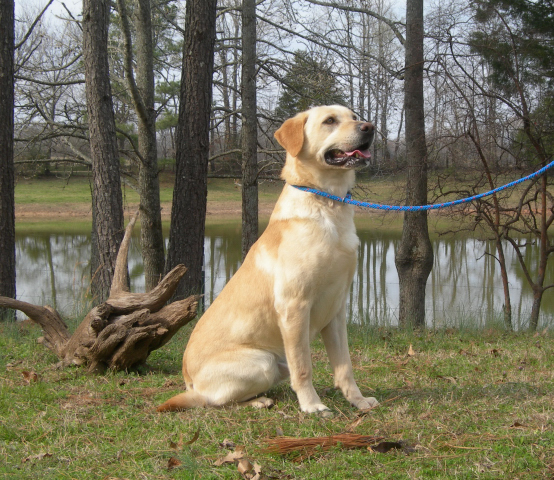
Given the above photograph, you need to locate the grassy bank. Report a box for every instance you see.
[1,320,552,479]
[14,175,282,207]
[14,174,464,235]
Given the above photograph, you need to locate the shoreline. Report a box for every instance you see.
[14,200,279,223]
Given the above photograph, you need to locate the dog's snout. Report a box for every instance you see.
[360,122,374,133]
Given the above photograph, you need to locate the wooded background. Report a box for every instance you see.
[1,0,552,331]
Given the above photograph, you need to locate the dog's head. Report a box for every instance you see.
[275,105,375,170]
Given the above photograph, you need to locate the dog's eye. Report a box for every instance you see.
[323,117,336,125]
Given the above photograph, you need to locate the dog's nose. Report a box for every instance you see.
[360,122,374,132]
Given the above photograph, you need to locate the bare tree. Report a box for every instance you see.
[0,0,15,321]
[431,1,554,330]
[165,0,217,297]
[14,14,86,169]
[83,0,125,302]
[116,0,165,291]
[394,0,434,327]
[241,0,258,258]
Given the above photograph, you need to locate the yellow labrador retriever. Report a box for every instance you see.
[157,105,378,414]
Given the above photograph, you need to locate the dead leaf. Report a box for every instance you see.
[184,428,200,445]
[22,452,52,463]
[6,360,22,369]
[407,344,415,356]
[370,441,403,453]
[490,349,500,357]
[253,462,263,475]
[21,370,39,385]
[214,446,245,466]
[510,421,526,428]
[170,428,200,450]
[436,375,457,384]
[169,435,181,450]
[220,438,236,449]
[237,458,253,475]
[167,457,182,470]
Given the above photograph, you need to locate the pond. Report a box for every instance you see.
[14,222,554,329]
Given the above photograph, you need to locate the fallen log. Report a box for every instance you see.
[0,212,198,372]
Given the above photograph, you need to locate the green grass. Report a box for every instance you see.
[14,175,283,206]
[1,320,552,479]
[13,174,464,236]
[15,176,95,205]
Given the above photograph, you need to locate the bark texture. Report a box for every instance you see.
[0,0,15,321]
[394,0,434,327]
[83,0,125,302]
[165,0,217,297]
[0,213,198,372]
[117,0,165,291]
[241,0,259,259]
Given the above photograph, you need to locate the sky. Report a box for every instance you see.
[16,0,81,24]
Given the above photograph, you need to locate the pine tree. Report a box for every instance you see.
[275,51,346,120]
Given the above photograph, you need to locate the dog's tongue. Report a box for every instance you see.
[344,149,371,159]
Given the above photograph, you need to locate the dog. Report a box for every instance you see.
[157,105,378,414]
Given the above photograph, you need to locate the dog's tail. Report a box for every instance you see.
[156,390,208,412]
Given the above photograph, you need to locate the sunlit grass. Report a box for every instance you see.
[15,175,282,211]
[1,319,552,479]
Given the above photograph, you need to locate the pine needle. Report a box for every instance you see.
[265,433,384,460]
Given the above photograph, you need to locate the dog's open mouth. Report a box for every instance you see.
[324,143,372,167]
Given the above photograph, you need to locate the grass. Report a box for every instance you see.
[13,173,462,236]
[8,173,553,478]
[1,320,553,479]
[14,175,283,206]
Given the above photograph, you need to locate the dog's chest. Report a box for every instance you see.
[307,218,358,329]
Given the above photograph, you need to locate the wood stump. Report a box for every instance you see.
[0,212,198,372]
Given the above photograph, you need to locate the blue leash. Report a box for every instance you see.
[292,160,554,212]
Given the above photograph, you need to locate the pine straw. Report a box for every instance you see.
[265,434,384,461]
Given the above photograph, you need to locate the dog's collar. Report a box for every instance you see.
[290,184,353,203]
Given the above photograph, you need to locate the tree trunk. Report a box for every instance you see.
[83,0,125,303]
[495,240,513,331]
[0,213,198,372]
[165,0,217,297]
[395,0,434,328]
[529,174,549,331]
[529,289,543,332]
[0,0,15,321]
[241,0,258,259]
[116,0,165,291]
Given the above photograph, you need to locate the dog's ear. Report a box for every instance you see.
[274,112,308,157]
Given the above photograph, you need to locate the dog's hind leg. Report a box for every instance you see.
[157,350,285,412]
[238,396,275,408]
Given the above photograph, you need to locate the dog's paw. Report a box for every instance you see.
[301,403,331,414]
[241,396,275,409]
[353,396,379,410]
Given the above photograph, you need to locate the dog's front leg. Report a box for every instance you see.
[278,305,330,413]
[320,314,379,410]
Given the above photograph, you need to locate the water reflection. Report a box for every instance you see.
[15,224,553,328]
